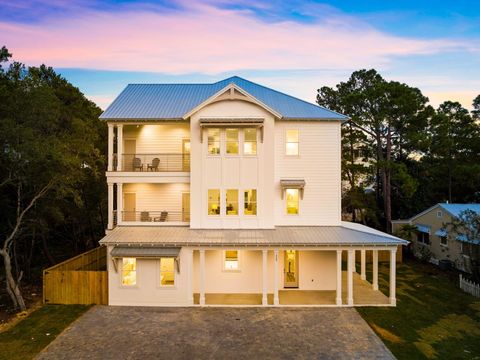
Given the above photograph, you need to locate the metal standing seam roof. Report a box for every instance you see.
[394,203,480,223]
[99,76,348,121]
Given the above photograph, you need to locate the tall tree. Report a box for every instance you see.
[473,95,480,121]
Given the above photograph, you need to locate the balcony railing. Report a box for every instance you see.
[116,153,190,172]
[121,210,189,223]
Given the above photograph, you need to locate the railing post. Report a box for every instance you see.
[117,124,123,171]
[108,123,114,171]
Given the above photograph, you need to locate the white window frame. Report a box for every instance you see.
[440,236,448,247]
[243,128,258,156]
[225,128,239,156]
[285,188,300,215]
[120,257,137,287]
[223,250,241,272]
[158,257,176,288]
[207,128,221,156]
[436,210,443,218]
[285,129,299,156]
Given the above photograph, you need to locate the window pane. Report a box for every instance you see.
[286,189,299,214]
[208,189,220,215]
[244,189,257,215]
[286,129,299,155]
[160,258,175,286]
[226,189,238,215]
[226,128,239,154]
[244,128,257,155]
[225,250,239,270]
[122,258,136,286]
[208,128,220,155]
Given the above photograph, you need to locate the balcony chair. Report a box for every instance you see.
[133,157,143,171]
[147,158,160,171]
[154,211,168,222]
[140,211,152,222]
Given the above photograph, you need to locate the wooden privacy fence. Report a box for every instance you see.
[460,274,480,298]
[43,246,108,305]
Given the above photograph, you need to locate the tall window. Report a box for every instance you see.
[208,189,220,215]
[160,258,175,286]
[122,258,136,286]
[417,232,430,245]
[226,189,238,215]
[226,128,239,154]
[286,129,299,155]
[244,189,257,215]
[286,188,299,214]
[244,128,257,155]
[208,128,220,155]
[440,237,448,247]
[224,250,239,270]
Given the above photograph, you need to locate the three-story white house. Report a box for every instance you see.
[99,76,407,307]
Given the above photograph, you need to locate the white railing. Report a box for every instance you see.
[459,274,480,298]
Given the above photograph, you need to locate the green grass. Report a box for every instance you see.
[0,305,90,360]
[357,260,480,360]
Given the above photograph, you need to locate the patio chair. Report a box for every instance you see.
[132,157,143,171]
[154,211,168,222]
[140,211,152,222]
[147,158,160,171]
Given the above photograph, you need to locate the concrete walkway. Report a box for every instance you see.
[37,306,395,360]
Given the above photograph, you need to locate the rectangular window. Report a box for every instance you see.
[224,250,239,270]
[226,189,238,215]
[286,188,299,214]
[437,211,443,218]
[244,189,257,215]
[122,258,136,286]
[208,128,220,155]
[440,237,448,246]
[160,258,175,286]
[417,232,430,245]
[286,129,299,155]
[208,189,220,215]
[226,128,239,154]
[244,128,257,155]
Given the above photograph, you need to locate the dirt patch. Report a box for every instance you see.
[370,323,404,344]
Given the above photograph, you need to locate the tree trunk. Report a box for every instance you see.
[41,233,56,266]
[1,249,26,311]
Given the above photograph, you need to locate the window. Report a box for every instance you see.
[224,250,239,270]
[208,128,220,155]
[286,129,299,155]
[122,258,136,286]
[226,189,238,215]
[437,211,443,218]
[286,188,299,214]
[417,232,430,245]
[244,128,257,155]
[440,237,448,247]
[160,258,175,286]
[226,128,239,154]
[208,189,220,215]
[244,189,257,215]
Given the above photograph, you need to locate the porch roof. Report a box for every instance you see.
[100,222,408,247]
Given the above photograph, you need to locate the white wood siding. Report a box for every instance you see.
[123,123,190,153]
[123,183,189,213]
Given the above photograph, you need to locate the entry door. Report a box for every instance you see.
[284,250,299,288]
[182,192,190,222]
[182,139,190,171]
[124,139,136,171]
[123,193,136,221]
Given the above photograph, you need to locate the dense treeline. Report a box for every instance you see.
[318,69,480,232]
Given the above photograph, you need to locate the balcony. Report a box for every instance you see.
[115,153,190,172]
[122,210,189,223]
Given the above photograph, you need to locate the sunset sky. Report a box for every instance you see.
[1,0,479,110]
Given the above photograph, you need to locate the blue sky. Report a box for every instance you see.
[1,0,479,110]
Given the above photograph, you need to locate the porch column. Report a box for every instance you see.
[273,249,279,305]
[390,248,397,306]
[107,182,114,230]
[352,250,356,273]
[347,249,354,306]
[116,183,123,225]
[187,248,194,305]
[372,249,379,291]
[360,249,366,281]
[262,250,268,306]
[107,123,114,171]
[199,249,205,306]
[117,124,123,171]
[336,250,342,306]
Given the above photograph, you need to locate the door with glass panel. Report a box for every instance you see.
[182,139,190,171]
[182,192,190,222]
[284,250,299,288]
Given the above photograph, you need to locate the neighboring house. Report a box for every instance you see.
[99,76,407,307]
[392,203,480,271]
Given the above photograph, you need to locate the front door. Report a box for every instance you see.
[182,139,190,171]
[123,193,136,221]
[182,192,190,222]
[284,250,299,288]
[124,139,136,171]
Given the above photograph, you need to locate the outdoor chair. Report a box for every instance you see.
[147,158,160,171]
[154,211,168,222]
[132,157,143,171]
[140,211,152,222]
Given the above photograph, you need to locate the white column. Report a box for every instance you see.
[390,248,397,306]
[336,250,342,306]
[107,123,114,172]
[199,249,205,306]
[116,183,123,225]
[352,250,356,273]
[262,250,268,306]
[117,124,123,171]
[273,249,279,305]
[373,249,379,291]
[107,183,114,230]
[187,249,194,305]
[361,249,366,281]
[347,249,354,306]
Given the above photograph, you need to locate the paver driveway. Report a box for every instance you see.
[37,306,394,360]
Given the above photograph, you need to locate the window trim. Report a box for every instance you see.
[285,188,300,215]
[120,257,137,287]
[207,189,221,216]
[436,210,443,218]
[285,129,299,156]
[243,128,258,156]
[226,189,239,216]
[207,128,221,156]
[440,236,448,247]
[243,189,257,216]
[158,257,176,288]
[225,128,239,156]
[223,250,241,272]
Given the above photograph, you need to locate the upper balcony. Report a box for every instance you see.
[115,153,190,172]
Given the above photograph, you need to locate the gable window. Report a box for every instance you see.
[244,128,257,155]
[208,128,220,155]
[440,237,448,247]
[286,188,299,215]
[226,189,238,215]
[244,189,257,215]
[224,250,239,270]
[417,232,430,245]
[160,258,175,286]
[437,210,443,218]
[122,258,136,286]
[226,129,239,154]
[286,129,299,156]
[208,189,220,215]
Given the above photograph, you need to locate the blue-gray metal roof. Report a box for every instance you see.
[439,203,480,218]
[99,76,347,121]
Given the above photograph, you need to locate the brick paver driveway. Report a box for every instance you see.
[37,306,394,360]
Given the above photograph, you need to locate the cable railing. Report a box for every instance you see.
[121,210,189,223]
[116,153,190,172]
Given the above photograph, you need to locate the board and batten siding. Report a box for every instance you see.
[123,183,189,213]
[274,121,341,226]
[123,123,190,154]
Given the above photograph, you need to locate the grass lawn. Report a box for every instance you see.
[357,259,480,359]
[0,305,90,360]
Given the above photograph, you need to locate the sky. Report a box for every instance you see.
[1,0,479,110]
